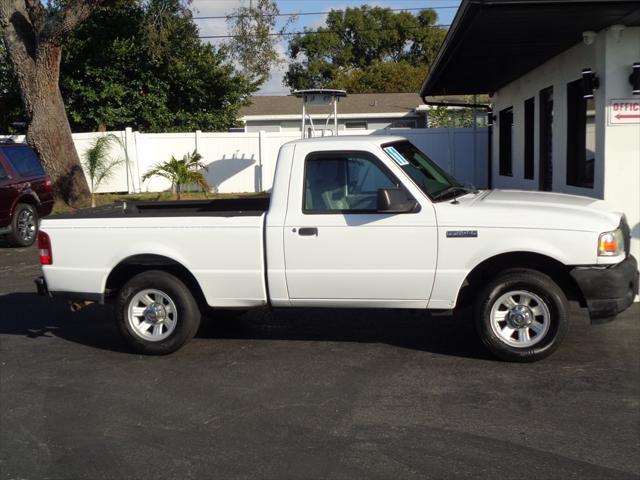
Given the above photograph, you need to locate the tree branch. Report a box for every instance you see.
[47,0,104,44]
[0,0,37,69]
[23,0,46,34]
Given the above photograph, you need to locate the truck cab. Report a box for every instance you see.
[266,137,439,309]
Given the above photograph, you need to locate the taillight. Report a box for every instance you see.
[38,231,52,265]
[43,176,53,193]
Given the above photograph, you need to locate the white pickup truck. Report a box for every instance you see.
[35,136,638,362]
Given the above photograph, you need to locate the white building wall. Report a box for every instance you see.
[491,26,640,263]
[601,27,640,264]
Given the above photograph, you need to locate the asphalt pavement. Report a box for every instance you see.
[1,243,639,480]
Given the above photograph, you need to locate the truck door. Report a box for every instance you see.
[283,150,437,306]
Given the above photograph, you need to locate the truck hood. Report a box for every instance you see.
[434,189,622,232]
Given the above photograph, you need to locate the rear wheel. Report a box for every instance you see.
[8,203,38,247]
[116,270,201,354]
[474,269,568,362]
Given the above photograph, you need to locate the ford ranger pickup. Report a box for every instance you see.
[35,136,638,361]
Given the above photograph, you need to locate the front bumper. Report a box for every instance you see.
[571,255,639,321]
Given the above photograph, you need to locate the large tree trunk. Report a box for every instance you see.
[26,50,90,206]
[1,1,92,206]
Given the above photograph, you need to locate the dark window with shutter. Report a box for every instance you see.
[499,107,513,177]
[566,79,595,188]
[524,98,535,180]
[539,86,553,191]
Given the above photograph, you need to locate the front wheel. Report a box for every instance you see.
[116,270,201,355]
[474,269,569,362]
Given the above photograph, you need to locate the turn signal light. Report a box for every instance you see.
[38,231,52,265]
[598,229,624,257]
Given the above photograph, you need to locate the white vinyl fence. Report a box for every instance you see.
[2,128,488,194]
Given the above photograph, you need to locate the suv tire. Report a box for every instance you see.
[8,203,38,247]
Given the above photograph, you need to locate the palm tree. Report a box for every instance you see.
[82,134,124,207]
[142,150,210,200]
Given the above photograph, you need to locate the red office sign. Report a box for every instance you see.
[609,98,640,125]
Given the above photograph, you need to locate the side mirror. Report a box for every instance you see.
[377,188,418,213]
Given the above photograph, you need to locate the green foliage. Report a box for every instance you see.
[82,134,125,206]
[61,0,254,132]
[0,38,25,133]
[285,6,447,93]
[427,106,473,129]
[427,96,488,128]
[330,61,426,94]
[1,0,254,133]
[225,0,296,88]
[142,150,210,199]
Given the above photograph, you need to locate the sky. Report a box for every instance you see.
[190,0,462,95]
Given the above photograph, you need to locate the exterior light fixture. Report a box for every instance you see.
[582,68,599,99]
[630,62,640,95]
[487,112,496,126]
[582,31,596,46]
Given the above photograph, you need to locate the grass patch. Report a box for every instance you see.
[53,191,267,214]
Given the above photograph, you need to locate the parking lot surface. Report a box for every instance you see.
[1,244,639,479]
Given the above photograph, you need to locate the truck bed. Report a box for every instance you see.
[41,195,270,308]
[50,196,271,219]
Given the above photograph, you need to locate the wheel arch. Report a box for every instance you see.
[10,192,40,219]
[104,254,207,308]
[456,251,586,309]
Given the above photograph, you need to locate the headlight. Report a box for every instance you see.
[598,228,624,256]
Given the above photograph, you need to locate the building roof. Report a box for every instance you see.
[240,92,468,118]
[420,0,640,96]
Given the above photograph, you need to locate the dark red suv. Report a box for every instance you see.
[0,141,54,246]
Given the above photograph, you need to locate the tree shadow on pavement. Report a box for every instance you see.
[0,293,491,360]
[0,293,129,353]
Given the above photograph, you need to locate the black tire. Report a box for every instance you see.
[116,270,201,355]
[474,268,569,362]
[7,203,38,247]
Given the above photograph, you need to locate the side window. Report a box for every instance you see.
[347,157,396,194]
[304,154,397,213]
[0,161,8,181]
[2,147,45,177]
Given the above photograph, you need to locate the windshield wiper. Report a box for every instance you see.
[432,185,472,202]
[464,183,480,194]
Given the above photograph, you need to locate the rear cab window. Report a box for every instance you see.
[1,146,45,177]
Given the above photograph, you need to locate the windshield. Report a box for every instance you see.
[382,141,463,201]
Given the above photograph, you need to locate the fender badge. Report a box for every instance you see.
[446,230,478,238]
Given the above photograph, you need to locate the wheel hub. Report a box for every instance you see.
[507,305,533,329]
[17,210,35,240]
[144,303,167,324]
